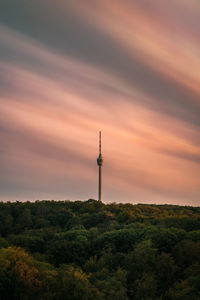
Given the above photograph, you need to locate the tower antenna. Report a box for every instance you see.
[99,131,101,155]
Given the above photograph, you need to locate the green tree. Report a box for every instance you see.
[58,265,99,300]
[132,272,157,300]
[18,208,33,230]
[0,247,41,300]
[156,253,178,295]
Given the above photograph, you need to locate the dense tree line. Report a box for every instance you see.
[0,200,200,299]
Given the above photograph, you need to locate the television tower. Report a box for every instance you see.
[97,131,104,202]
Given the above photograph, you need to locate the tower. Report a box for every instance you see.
[97,131,103,202]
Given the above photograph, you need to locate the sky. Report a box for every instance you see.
[0,0,200,205]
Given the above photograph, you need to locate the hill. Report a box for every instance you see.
[0,200,200,299]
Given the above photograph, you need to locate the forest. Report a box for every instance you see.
[0,199,200,300]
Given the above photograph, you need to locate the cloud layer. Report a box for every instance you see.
[0,0,200,205]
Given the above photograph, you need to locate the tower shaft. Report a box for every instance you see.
[98,165,102,202]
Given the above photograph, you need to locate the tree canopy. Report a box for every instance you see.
[0,200,199,299]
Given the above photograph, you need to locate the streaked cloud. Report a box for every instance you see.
[0,0,200,205]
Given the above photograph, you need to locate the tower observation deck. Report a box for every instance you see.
[97,131,103,202]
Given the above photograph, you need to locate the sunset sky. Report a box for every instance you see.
[0,0,200,205]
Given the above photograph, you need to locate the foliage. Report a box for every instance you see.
[0,200,199,299]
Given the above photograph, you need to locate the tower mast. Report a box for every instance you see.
[97,131,103,202]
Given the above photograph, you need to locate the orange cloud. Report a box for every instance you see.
[0,12,199,205]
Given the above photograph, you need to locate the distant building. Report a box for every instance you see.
[97,131,103,202]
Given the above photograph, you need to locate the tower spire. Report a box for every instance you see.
[97,131,103,202]
[99,131,101,155]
